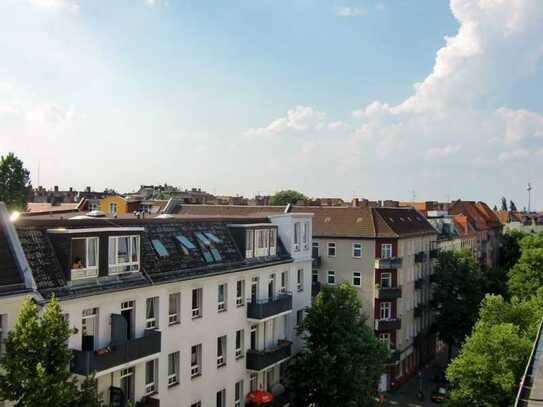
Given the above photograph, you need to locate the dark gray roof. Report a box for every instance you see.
[0,221,24,292]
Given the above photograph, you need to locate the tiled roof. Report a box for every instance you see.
[448,200,502,232]
[26,202,81,214]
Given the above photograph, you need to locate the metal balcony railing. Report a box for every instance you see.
[246,340,292,371]
[247,293,293,320]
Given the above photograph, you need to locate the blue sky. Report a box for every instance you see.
[1,0,542,209]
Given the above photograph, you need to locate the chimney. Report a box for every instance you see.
[352,198,360,207]
[86,186,91,193]
[54,185,59,192]
[69,187,73,192]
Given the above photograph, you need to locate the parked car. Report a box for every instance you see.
[431,386,448,403]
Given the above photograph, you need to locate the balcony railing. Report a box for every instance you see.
[375,257,402,269]
[374,286,402,299]
[247,293,293,320]
[375,318,402,331]
[312,256,321,268]
[71,330,161,376]
[415,277,424,289]
[415,251,426,263]
[246,340,292,371]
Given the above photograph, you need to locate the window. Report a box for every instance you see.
[146,297,159,329]
[195,232,217,263]
[205,232,222,244]
[109,202,118,214]
[280,271,288,292]
[312,270,319,283]
[302,222,309,249]
[216,389,226,407]
[379,333,391,350]
[144,359,158,395]
[381,243,392,259]
[71,237,99,280]
[168,351,179,386]
[327,242,336,257]
[151,239,169,257]
[191,403,202,407]
[0,315,6,359]
[297,269,304,292]
[269,228,277,256]
[380,272,392,288]
[218,284,227,312]
[169,293,180,325]
[352,243,362,258]
[191,344,202,378]
[294,222,301,250]
[296,310,304,326]
[192,288,202,318]
[327,271,336,285]
[217,335,227,367]
[81,308,98,351]
[250,373,258,391]
[246,229,254,258]
[380,302,392,320]
[312,241,320,258]
[108,236,140,274]
[352,272,361,287]
[236,280,245,306]
[235,380,244,407]
[235,329,244,359]
[175,234,196,255]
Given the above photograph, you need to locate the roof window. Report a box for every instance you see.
[152,239,169,257]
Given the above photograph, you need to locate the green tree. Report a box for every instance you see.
[0,296,102,407]
[76,375,104,407]
[508,247,543,299]
[269,190,307,206]
[500,196,508,211]
[509,200,518,212]
[0,153,31,211]
[499,229,526,272]
[288,283,387,407]
[446,295,540,406]
[431,250,484,361]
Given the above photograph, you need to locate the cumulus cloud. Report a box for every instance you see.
[425,144,462,160]
[244,105,326,137]
[29,0,79,12]
[335,6,366,17]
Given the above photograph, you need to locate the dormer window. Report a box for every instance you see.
[109,236,140,275]
[71,237,99,280]
[195,232,222,263]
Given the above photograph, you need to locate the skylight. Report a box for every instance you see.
[195,232,211,246]
[204,232,222,244]
[176,235,196,250]
[151,239,169,257]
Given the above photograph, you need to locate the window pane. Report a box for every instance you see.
[72,239,86,269]
[87,238,97,267]
[108,238,116,265]
[152,239,169,257]
[117,237,130,263]
[131,236,139,262]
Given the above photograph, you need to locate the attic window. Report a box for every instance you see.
[356,217,363,223]
[176,235,196,250]
[389,218,395,223]
[152,239,169,257]
[204,232,222,244]
[407,217,412,221]
[195,232,220,263]
[400,217,405,222]
[71,237,99,280]
[324,217,332,223]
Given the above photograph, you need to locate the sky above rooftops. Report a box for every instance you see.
[1,0,542,209]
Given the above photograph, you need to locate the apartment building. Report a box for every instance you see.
[0,203,312,407]
[170,204,438,392]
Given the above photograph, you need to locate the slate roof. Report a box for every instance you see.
[0,220,25,292]
[11,216,291,299]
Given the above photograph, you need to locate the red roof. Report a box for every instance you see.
[448,200,502,232]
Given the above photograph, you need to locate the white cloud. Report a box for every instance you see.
[498,149,531,161]
[145,0,160,5]
[327,121,350,130]
[425,144,462,160]
[244,105,326,137]
[335,6,366,17]
[29,0,79,12]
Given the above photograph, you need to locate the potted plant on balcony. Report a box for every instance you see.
[94,346,112,356]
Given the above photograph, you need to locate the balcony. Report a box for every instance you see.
[375,318,402,331]
[415,251,426,263]
[415,277,424,289]
[374,286,402,299]
[247,293,293,320]
[71,330,161,376]
[246,340,292,371]
[312,256,321,268]
[375,257,402,269]
[387,349,401,364]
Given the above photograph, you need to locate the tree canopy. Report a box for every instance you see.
[508,233,543,299]
[431,250,485,360]
[0,153,31,211]
[269,190,307,206]
[0,296,102,407]
[501,197,508,211]
[288,283,387,407]
[510,200,518,212]
[446,294,541,406]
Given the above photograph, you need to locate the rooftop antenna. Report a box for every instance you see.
[527,182,532,213]
[37,160,40,187]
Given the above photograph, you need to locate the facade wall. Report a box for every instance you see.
[99,196,128,215]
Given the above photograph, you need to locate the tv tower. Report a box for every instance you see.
[527,182,532,213]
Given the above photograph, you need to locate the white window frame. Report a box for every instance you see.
[312,241,320,256]
[296,309,304,326]
[168,293,181,325]
[379,333,391,350]
[352,243,362,258]
[218,284,227,312]
[381,243,392,259]
[250,373,258,391]
[302,222,309,250]
[297,269,304,292]
[145,297,159,330]
[246,229,254,258]
[327,271,336,285]
[380,302,392,320]
[71,237,99,280]
[312,269,319,283]
[280,271,288,292]
[381,272,392,288]
[217,389,226,407]
[294,222,301,251]
[217,335,227,367]
[192,288,202,319]
[269,228,277,256]
[235,329,244,359]
[109,202,118,214]
[235,380,243,407]
[168,351,180,386]
[236,280,245,307]
[352,271,361,287]
[327,242,336,257]
[191,344,202,378]
[144,359,158,395]
[108,235,140,275]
